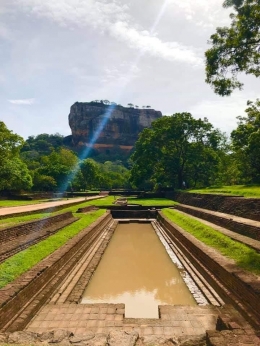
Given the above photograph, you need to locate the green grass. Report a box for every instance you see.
[0,199,47,207]
[80,195,176,207]
[188,185,260,198]
[127,197,177,206]
[0,209,106,289]
[162,208,260,275]
[83,196,118,206]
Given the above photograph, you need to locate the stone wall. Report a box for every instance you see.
[0,212,74,244]
[172,192,260,221]
[76,206,99,213]
[111,210,158,219]
[157,212,260,329]
[0,212,111,331]
[175,204,260,241]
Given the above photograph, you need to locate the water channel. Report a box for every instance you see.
[81,222,196,318]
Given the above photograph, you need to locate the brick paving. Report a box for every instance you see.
[26,304,218,338]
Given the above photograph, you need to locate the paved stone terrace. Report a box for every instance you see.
[26,303,218,338]
[0,196,103,217]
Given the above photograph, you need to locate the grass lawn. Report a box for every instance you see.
[82,195,176,207]
[0,209,106,289]
[0,199,47,208]
[127,197,177,206]
[188,185,260,198]
[162,208,260,275]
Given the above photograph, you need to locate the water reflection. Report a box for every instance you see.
[81,223,196,318]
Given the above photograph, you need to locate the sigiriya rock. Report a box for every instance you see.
[66,101,162,158]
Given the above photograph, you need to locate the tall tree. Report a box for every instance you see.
[130,114,221,189]
[38,148,78,189]
[0,122,32,191]
[231,99,260,182]
[80,158,99,190]
[0,121,24,160]
[205,0,260,96]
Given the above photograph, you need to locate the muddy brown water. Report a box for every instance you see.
[81,222,196,318]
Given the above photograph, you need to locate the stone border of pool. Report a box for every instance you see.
[157,212,260,329]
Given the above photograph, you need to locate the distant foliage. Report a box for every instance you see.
[21,133,65,155]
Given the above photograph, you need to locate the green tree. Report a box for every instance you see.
[0,157,32,191]
[22,133,65,155]
[205,0,260,96]
[130,114,221,189]
[32,173,57,191]
[38,148,78,189]
[80,158,99,190]
[231,99,260,182]
[0,121,24,160]
[0,122,32,191]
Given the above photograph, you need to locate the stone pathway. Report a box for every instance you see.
[0,196,103,217]
[26,304,218,339]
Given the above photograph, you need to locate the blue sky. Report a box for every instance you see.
[0,0,259,139]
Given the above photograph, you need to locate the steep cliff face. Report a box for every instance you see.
[68,102,162,152]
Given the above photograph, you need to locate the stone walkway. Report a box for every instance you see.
[0,196,103,217]
[26,304,218,339]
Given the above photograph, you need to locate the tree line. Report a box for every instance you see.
[0,127,130,193]
[130,102,260,190]
[0,97,259,192]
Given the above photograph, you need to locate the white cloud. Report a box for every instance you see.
[188,95,251,133]
[167,0,230,27]
[16,0,202,66]
[111,21,202,66]
[8,98,35,105]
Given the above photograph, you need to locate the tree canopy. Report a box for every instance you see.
[0,122,32,191]
[205,0,260,96]
[231,99,260,182]
[130,113,222,189]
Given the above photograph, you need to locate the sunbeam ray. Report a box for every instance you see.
[56,0,170,194]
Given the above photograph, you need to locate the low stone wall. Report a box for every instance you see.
[0,212,111,332]
[157,212,260,329]
[175,204,260,241]
[172,192,260,221]
[76,205,99,213]
[206,304,260,345]
[0,212,74,244]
